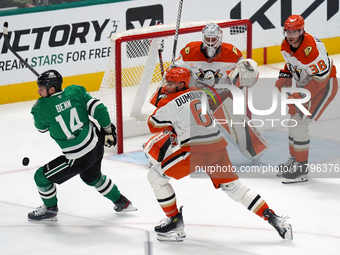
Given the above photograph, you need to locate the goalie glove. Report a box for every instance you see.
[229,59,259,88]
[103,123,117,147]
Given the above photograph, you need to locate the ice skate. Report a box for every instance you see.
[27,205,58,221]
[263,208,293,240]
[114,194,137,212]
[282,161,308,184]
[276,156,296,177]
[155,206,186,242]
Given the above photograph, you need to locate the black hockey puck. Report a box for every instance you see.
[22,157,30,166]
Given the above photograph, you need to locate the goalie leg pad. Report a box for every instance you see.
[213,97,270,160]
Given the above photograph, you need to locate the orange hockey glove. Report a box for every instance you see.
[275,71,292,92]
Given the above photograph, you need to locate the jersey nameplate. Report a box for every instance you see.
[55,100,72,113]
[175,91,203,107]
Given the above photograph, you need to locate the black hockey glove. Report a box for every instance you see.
[103,123,117,147]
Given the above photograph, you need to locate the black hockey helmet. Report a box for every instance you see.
[37,70,63,92]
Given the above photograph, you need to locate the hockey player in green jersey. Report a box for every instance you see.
[28,70,137,221]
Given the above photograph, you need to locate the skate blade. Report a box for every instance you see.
[282,175,308,184]
[119,203,138,213]
[283,223,293,240]
[27,216,58,222]
[157,230,186,242]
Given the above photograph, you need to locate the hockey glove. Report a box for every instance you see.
[103,123,117,147]
[275,71,292,92]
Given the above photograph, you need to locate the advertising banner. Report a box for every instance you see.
[0,0,339,103]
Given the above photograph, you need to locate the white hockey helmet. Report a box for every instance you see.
[202,23,223,58]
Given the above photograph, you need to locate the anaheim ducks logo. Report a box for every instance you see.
[185,46,190,54]
[159,94,167,100]
[195,69,223,86]
[303,46,313,57]
[232,46,238,56]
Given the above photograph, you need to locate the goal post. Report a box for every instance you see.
[99,19,252,154]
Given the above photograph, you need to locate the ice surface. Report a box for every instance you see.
[1,56,340,255]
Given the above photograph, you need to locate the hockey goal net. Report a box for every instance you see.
[99,19,252,154]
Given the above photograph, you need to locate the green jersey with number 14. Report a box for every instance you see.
[31,85,111,159]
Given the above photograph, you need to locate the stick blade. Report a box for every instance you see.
[3,22,8,35]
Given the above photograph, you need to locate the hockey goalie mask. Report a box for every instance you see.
[164,67,191,93]
[202,23,223,58]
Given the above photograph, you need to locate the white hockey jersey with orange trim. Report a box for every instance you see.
[280,33,337,98]
[148,88,228,153]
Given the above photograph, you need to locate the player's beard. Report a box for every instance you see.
[287,36,302,48]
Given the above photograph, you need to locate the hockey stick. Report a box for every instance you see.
[153,41,165,108]
[3,22,40,77]
[154,0,183,107]
[154,45,164,107]
[158,41,165,78]
[170,0,183,68]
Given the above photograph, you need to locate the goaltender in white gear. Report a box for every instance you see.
[229,58,259,88]
[171,23,269,162]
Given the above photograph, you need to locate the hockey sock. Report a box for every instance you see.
[34,167,58,207]
[221,180,269,220]
[288,136,295,157]
[158,192,178,217]
[87,174,121,203]
[294,140,309,162]
[38,183,58,208]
